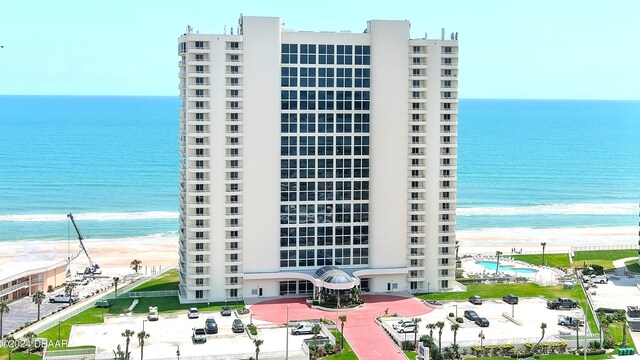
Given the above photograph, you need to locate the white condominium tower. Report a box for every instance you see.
[178,16,458,302]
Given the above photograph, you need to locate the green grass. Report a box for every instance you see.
[475,355,613,360]
[513,254,571,268]
[405,351,417,359]
[573,250,638,272]
[130,269,179,292]
[2,352,43,360]
[37,307,104,350]
[107,296,243,314]
[418,283,597,332]
[608,322,636,350]
[324,331,358,359]
[624,259,640,273]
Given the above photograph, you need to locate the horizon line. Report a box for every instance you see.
[0,94,638,101]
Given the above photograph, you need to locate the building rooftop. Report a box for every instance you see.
[0,260,67,283]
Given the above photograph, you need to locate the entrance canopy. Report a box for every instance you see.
[314,265,358,290]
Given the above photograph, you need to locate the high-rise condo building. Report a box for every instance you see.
[178,16,458,302]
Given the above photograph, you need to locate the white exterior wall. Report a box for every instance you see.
[367,21,410,274]
[241,17,283,274]
[179,17,457,302]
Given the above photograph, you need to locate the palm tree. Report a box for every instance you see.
[413,317,422,350]
[531,322,547,353]
[23,331,37,360]
[622,318,628,347]
[130,260,142,275]
[137,331,150,360]
[253,338,264,360]
[32,291,46,321]
[64,283,75,305]
[311,323,321,338]
[5,335,15,360]
[352,286,361,301]
[122,329,135,359]
[113,277,120,298]
[0,300,10,338]
[436,321,445,352]
[451,323,460,356]
[426,323,436,340]
[338,315,347,349]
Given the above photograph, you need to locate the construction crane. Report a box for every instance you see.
[67,213,101,275]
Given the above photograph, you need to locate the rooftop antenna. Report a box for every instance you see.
[238,13,243,35]
[441,28,445,40]
[231,26,234,35]
[424,32,427,39]
[186,25,193,34]
[224,25,227,35]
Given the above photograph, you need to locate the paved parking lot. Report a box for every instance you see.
[69,310,308,359]
[384,297,587,348]
[1,277,112,337]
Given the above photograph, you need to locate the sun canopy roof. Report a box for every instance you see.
[314,265,357,289]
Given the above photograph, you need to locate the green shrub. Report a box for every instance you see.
[511,352,533,358]
[455,317,463,323]
[448,312,454,317]
[401,340,415,351]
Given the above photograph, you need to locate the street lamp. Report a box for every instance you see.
[478,330,485,348]
[285,304,290,360]
[142,319,147,332]
[176,345,180,360]
[495,251,503,277]
[541,242,547,266]
[454,304,458,319]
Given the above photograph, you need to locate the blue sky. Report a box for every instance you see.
[0,0,638,99]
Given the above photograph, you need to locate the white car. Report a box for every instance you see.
[291,323,318,335]
[49,294,79,303]
[397,322,417,333]
[188,307,200,319]
[392,319,414,330]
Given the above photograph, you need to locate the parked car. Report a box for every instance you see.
[558,316,583,327]
[392,319,415,330]
[220,306,232,316]
[583,274,608,284]
[192,328,207,343]
[188,307,200,319]
[503,294,519,304]
[547,298,578,310]
[148,306,159,321]
[291,322,317,335]
[469,295,483,305]
[232,319,245,333]
[475,317,490,327]
[397,322,417,333]
[464,310,479,321]
[49,294,79,303]
[205,318,218,334]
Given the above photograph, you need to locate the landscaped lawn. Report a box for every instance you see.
[624,259,640,273]
[513,254,571,268]
[107,296,243,314]
[417,283,597,332]
[405,350,417,359]
[608,322,636,350]
[476,355,614,360]
[324,331,358,359]
[37,307,104,350]
[573,250,637,272]
[129,269,179,292]
[4,352,43,360]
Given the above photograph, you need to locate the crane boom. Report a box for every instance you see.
[67,213,101,274]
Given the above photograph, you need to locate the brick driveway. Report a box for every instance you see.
[250,294,433,359]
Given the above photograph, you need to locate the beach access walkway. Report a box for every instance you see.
[250,294,433,360]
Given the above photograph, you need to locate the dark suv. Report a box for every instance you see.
[503,294,519,304]
[205,318,218,334]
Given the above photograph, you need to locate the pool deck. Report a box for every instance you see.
[461,256,565,284]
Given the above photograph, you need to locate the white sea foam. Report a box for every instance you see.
[457,202,637,216]
[0,211,180,222]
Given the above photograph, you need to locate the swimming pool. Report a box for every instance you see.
[476,261,539,274]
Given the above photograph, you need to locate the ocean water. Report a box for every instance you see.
[0,96,638,244]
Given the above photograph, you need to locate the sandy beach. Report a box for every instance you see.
[0,237,179,276]
[0,225,635,276]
